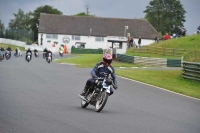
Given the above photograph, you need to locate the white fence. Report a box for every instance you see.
[0,38,26,47]
[0,38,43,51]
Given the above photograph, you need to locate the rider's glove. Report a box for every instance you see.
[113,84,118,90]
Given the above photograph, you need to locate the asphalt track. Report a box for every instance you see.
[0,53,200,133]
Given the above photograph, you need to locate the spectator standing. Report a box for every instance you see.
[154,36,159,43]
[138,36,141,48]
[127,37,131,49]
[164,33,171,40]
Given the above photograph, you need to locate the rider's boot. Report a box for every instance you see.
[80,85,89,96]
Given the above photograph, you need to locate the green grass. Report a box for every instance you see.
[55,54,143,68]
[55,54,200,99]
[150,34,200,49]
[0,43,25,51]
[126,34,200,60]
[116,70,200,99]
[183,50,200,62]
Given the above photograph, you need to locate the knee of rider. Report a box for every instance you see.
[86,81,91,86]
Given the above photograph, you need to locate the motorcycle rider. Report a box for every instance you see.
[15,47,19,56]
[6,46,12,58]
[43,48,48,58]
[34,49,39,57]
[80,53,118,97]
[46,49,53,61]
[25,48,32,60]
[6,46,12,51]
[59,46,64,56]
[0,46,5,58]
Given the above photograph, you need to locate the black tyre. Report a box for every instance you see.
[95,91,109,112]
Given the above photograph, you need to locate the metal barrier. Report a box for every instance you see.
[71,48,103,54]
[182,62,200,81]
[117,54,182,67]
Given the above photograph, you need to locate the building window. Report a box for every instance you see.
[46,34,58,39]
[72,35,80,40]
[46,34,51,39]
[52,34,58,39]
[95,37,104,42]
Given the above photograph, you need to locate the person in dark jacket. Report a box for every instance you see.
[6,46,12,58]
[34,49,39,57]
[79,53,118,97]
[25,48,32,60]
[0,47,5,58]
[43,48,48,58]
[138,36,142,48]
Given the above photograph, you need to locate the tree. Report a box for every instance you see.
[0,20,5,37]
[143,0,186,35]
[85,3,92,15]
[30,5,63,41]
[75,4,95,17]
[8,9,32,31]
[75,12,94,16]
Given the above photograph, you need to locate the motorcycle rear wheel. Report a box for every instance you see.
[95,91,109,112]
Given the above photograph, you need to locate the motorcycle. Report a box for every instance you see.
[34,52,39,57]
[5,50,11,60]
[78,77,116,112]
[43,52,47,59]
[26,52,31,62]
[59,50,63,57]
[46,53,52,63]
[0,51,4,61]
[14,50,22,57]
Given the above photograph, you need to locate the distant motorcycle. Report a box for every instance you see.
[43,52,47,59]
[0,51,4,61]
[26,52,31,62]
[46,53,52,63]
[59,50,63,57]
[34,51,39,57]
[14,51,22,57]
[78,77,116,112]
[5,50,11,60]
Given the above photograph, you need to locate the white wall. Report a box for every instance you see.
[38,33,155,54]
[0,38,26,47]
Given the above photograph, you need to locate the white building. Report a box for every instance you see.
[38,13,158,54]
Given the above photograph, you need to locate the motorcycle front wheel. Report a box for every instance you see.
[95,91,109,112]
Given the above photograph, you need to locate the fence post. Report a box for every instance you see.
[163,48,165,56]
[181,56,184,67]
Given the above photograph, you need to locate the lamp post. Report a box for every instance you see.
[124,26,128,37]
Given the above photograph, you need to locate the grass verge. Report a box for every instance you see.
[0,43,25,51]
[55,54,144,68]
[116,70,200,99]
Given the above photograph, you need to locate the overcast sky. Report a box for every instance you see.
[0,0,199,35]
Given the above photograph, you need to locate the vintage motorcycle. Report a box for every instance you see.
[34,51,39,57]
[0,51,4,61]
[78,77,116,112]
[26,52,31,62]
[59,50,63,57]
[5,50,11,60]
[43,52,47,59]
[46,53,52,63]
